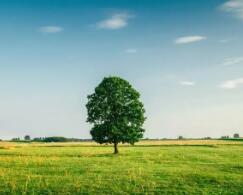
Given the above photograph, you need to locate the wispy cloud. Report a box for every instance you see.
[174,36,207,44]
[97,13,134,30]
[220,0,243,20]
[221,57,243,66]
[220,78,243,89]
[179,81,195,86]
[219,39,231,43]
[39,26,63,33]
[124,48,137,53]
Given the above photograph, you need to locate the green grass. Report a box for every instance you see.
[0,141,242,194]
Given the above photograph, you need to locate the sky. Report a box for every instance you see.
[0,0,243,140]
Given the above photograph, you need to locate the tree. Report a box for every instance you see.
[33,137,44,142]
[221,135,229,139]
[11,137,20,141]
[233,133,240,138]
[24,135,31,141]
[86,76,146,154]
[43,137,68,142]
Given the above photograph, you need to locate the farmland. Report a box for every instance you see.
[0,140,242,194]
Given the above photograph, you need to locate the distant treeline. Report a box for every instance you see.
[10,136,92,143]
[33,137,84,142]
[3,133,241,143]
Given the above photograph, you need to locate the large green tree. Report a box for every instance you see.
[86,76,146,154]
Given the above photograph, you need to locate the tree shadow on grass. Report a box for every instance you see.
[87,153,115,158]
[77,152,130,158]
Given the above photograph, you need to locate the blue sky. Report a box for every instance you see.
[0,0,243,139]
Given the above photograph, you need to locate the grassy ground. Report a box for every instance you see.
[0,140,242,194]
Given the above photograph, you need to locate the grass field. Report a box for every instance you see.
[0,140,242,194]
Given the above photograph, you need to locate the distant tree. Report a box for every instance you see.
[24,135,31,141]
[204,137,211,140]
[86,76,146,154]
[43,137,68,142]
[33,137,44,142]
[233,133,240,138]
[32,137,90,142]
[11,137,20,141]
[178,136,183,140]
[221,135,229,139]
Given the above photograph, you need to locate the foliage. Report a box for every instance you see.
[221,136,230,139]
[11,137,21,141]
[32,137,68,142]
[32,137,44,142]
[234,133,240,138]
[86,76,146,153]
[32,137,92,142]
[24,135,31,141]
[42,137,68,142]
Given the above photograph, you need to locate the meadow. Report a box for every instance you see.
[0,140,242,194]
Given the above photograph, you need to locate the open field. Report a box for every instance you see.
[0,140,242,194]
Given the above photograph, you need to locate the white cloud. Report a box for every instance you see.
[97,13,133,30]
[39,26,63,33]
[174,36,207,44]
[179,81,195,86]
[221,57,243,66]
[124,48,137,53]
[220,78,243,89]
[220,0,243,20]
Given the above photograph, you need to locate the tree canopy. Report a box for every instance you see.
[86,76,146,153]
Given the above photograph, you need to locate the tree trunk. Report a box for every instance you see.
[114,142,118,154]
